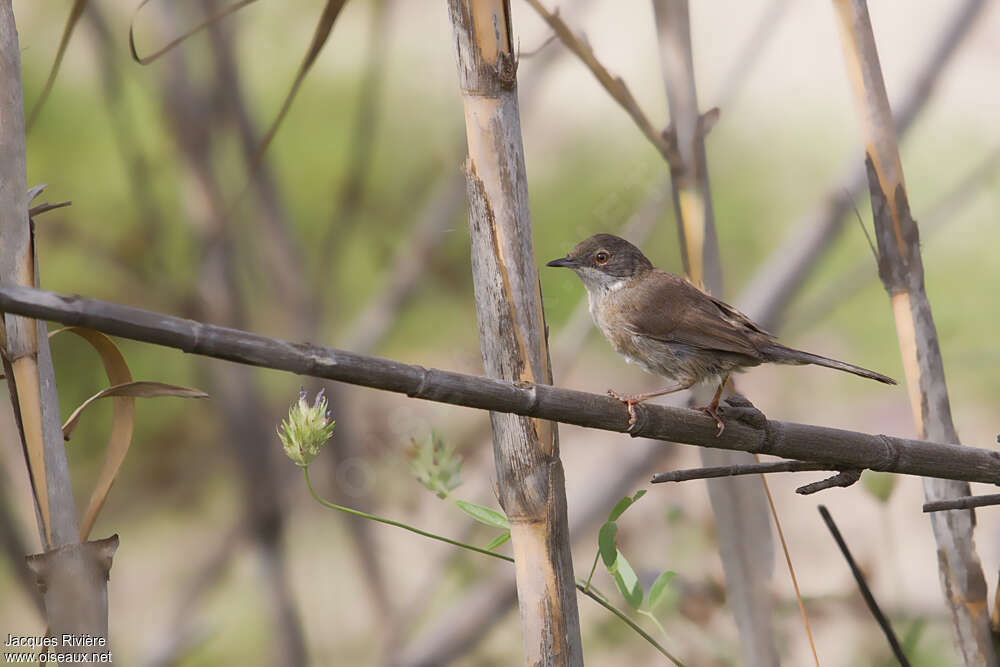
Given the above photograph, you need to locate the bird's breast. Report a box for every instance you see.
[589,291,658,366]
[587,288,706,382]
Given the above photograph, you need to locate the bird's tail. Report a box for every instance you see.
[763,344,897,385]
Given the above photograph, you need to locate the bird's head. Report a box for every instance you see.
[546,234,653,292]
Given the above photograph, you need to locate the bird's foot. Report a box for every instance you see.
[695,402,726,437]
[607,390,642,430]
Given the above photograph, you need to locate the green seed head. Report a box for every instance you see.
[278,388,336,467]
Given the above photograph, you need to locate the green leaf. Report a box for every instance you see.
[608,497,632,521]
[608,489,647,521]
[598,522,618,569]
[862,470,897,504]
[456,500,510,528]
[613,550,643,609]
[485,530,511,551]
[648,570,676,611]
[901,617,926,655]
[664,505,685,525]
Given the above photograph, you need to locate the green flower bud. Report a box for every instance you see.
[409,432,462,499]
[278,389,335,467]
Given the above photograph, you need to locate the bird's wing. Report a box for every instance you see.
[623,271,772,359]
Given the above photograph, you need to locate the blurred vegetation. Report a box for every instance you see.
[1,1,997,665]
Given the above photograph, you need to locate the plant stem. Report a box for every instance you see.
[638,609,670,644]
[580,587,684,666]
[303,467,512,563]
[584,551,600,591]
[303,466,682,663]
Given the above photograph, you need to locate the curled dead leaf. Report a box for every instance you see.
[50,327,207,540]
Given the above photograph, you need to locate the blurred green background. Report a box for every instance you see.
[2,1,998,665]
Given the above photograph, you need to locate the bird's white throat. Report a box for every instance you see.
[605,279,628,292]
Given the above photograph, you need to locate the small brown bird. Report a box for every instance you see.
[547,234,895,434]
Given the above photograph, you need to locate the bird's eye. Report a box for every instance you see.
[595,251,609,265]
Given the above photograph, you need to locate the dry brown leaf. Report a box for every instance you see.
[51,327,132,541]
[250,0,349,169]
[27,0,89,131]
[129,0,259,65]
[50,327,205,540]
[62,381,208,440]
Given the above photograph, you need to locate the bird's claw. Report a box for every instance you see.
[607,389,640,430]
[696,403,726,437]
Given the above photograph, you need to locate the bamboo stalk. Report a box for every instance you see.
[446,1,582,664]
[0,2,118,658]
[740,0,988,330]
[653,0,720,292]
[651,2,778,663]
[2,284,999,487]
[832,1,995,662]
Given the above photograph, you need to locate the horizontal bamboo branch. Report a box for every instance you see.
[651,460,834,483]
[923,494,1000,513]
[652,460,865,496]
[1,283,999,486]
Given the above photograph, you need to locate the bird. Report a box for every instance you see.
[546,234,896,434]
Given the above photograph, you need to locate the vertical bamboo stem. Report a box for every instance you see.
[446,1,583,664]
[653,0,720,294]
[652,2,779,664]
[0,2,117,659]
[833,1,995,663]
[740,0,987,330]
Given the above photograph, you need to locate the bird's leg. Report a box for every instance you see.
[696,373,731,436]
[607,381,696,428]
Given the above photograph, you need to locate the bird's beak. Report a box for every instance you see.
[546,256,578,268]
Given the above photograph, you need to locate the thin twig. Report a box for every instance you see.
[519,32,558,58]
[818,505,910,666]
[206,5,311,333]
[795,469,863,495]
[26,0,87,131]
[784,145,1000,336]
[129,0,259,64]
[524,0,673,163]
[317,0,390,265]
[652,459,833,484]
[758,460,820,666]
[85,5,170,287]
[923,494,1000,513]
[28,201,72,218]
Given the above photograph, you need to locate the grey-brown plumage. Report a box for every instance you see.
[547,234,895,432]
